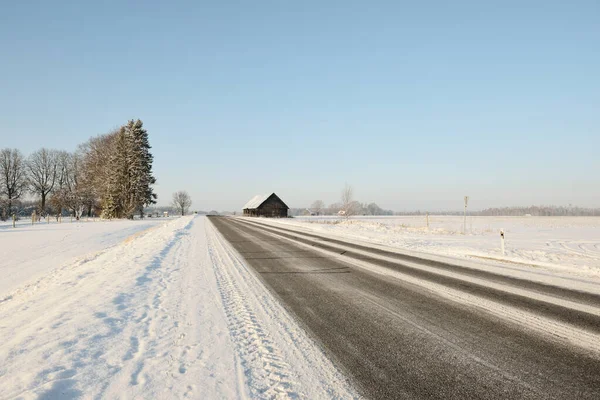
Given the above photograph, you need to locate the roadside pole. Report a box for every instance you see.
[463,196,469,234]
[500,229,505,256]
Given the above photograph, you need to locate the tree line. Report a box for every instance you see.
[293,184,599,217]
[0,119,156,221]
[474,205,600,217]
[288,184,394,217]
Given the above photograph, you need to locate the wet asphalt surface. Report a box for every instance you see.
[210,216,600,400]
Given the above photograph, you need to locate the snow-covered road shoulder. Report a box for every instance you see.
[205,217,358,399]
[0,216,357,399]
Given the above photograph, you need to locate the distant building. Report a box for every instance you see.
[243,193,289,218]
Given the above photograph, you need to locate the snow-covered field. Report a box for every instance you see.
[0,218,165,298]
[0,216,356,399]
[256,216,600,278]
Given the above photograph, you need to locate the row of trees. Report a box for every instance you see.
[387,206,600,216]
[303,186,600,217]
[0,119,157,221]
[476,205,600,217]
[303,193,600,217]
[298,184,393,217]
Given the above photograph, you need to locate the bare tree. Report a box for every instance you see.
[310,200,325,216]
[50,152,88,220]
[65,152,91,220]
[49,150,72,219]
[0,148,28,220]
[327,202,342,215]
[27,148,59,215]
[340,183,357,218]
[172,191,192,216]
[78,131,118,217]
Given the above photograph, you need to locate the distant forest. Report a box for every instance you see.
[290,204,600,217]
[286,188,599,217]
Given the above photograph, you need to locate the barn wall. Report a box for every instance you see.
[243,194,289,218]
[248,196,288,218]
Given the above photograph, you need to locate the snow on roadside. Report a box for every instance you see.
[249,216,600,279]
[205,218,358,399]
[0,218,164,297]
[0,216,358,399]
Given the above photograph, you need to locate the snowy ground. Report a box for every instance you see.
[252,216,600,279]
[0,218,165,298]
[0,216,357,399]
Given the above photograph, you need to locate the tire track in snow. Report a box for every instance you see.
[207,223,301,399]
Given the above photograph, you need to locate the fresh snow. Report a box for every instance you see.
[0,218,163,298]
[249,216,600,279]
[0,216,358,399]
[242,194,271,210]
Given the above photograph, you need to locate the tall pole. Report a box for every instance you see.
[463,196,469,234]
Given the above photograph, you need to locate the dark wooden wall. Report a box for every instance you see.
[244,196,288,218]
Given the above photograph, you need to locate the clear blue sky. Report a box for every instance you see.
[1,1,598,211]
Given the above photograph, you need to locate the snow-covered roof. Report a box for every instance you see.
[243,194,271,210]
[243,193,290,210]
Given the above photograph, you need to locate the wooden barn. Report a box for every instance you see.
[243,193,289,218]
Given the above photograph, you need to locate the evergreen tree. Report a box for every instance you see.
[98,119,156,219]
[124,119,156,218]
[101,129,129,218]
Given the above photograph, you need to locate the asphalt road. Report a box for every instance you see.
[209,216,600,400]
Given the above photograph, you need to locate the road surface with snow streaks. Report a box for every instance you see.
[210,216,600,400]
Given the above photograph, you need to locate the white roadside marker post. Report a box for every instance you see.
[426,213,430,230]
[500,229,505,256]
[13,213,16,228]
[463,196,469,234]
